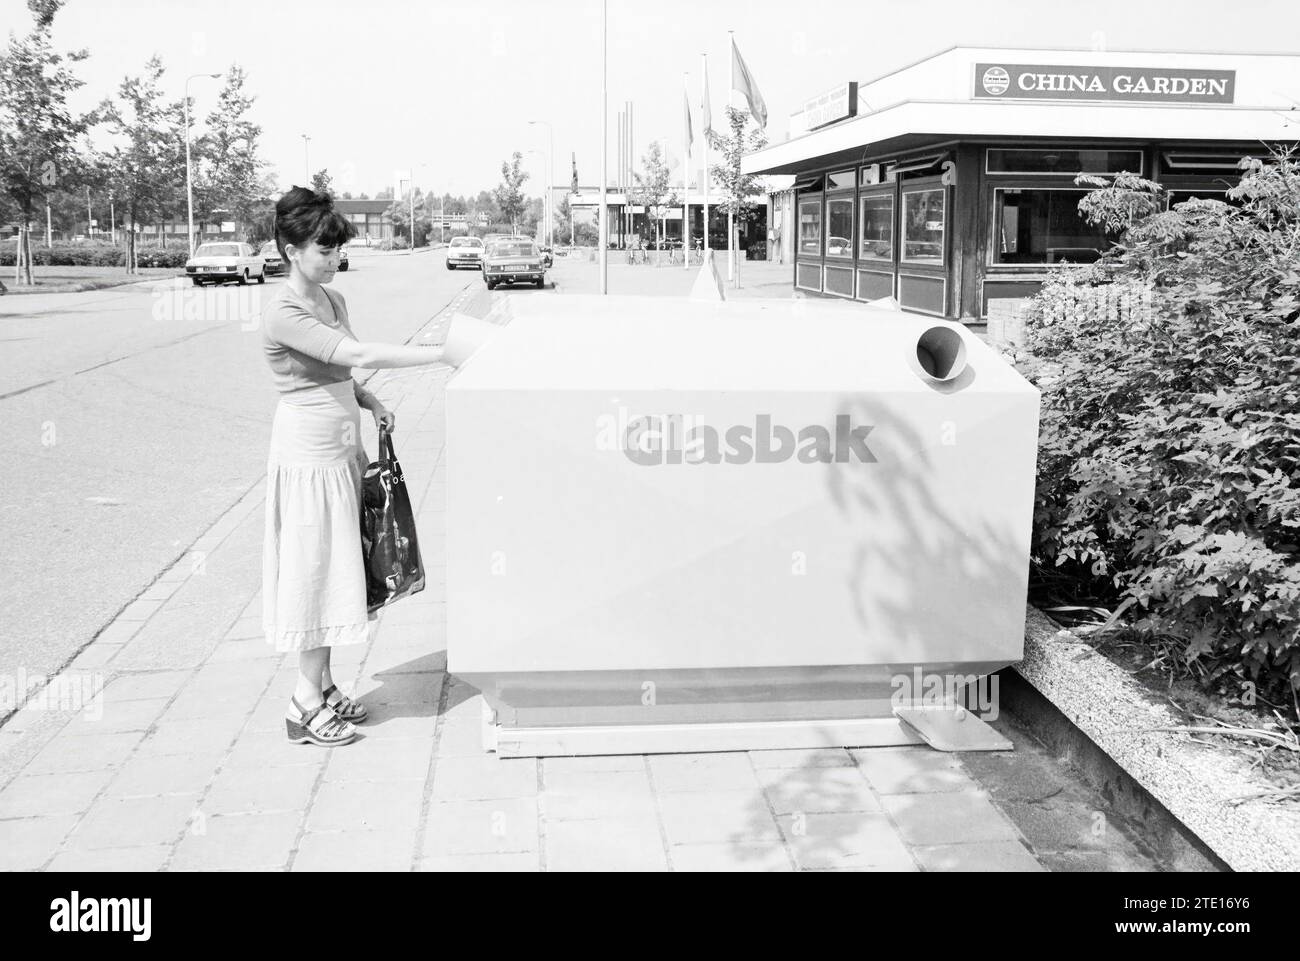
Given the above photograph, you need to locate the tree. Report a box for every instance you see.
[631,141,677,264]
[707,105,768,271]
[521,196,543,239]
[194,65,270,242]
[0,0,95,283]
[100,56,187,272]
[310,168,333,196]
[493,152,529,232]
[386,186,432,246]
[554,194,576,244]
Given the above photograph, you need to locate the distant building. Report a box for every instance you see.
[567,183,762,251]
[333,199,394,244]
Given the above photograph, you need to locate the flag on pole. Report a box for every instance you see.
[702,57,714,138]
[684,84,694,157]
[571,152,578,193]
[731,37,767,129]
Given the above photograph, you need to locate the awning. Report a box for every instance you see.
[744,99,1299,176]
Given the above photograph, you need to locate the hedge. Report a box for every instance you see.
[1019,155,1300,702]
[0,241,191,268]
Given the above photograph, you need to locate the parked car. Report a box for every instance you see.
[185,242,265,286]
[338,246,349,271]
[258,241,284,276]
[446,236,485,270]
[482,239,546,290]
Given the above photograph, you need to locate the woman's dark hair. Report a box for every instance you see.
[274,185,356,262]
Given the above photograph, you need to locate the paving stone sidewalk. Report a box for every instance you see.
[0,293,1162,872]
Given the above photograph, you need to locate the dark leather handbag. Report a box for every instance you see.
[360,428,425,612]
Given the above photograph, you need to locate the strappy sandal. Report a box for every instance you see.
[286,697,357,746]
[322,684,368,723]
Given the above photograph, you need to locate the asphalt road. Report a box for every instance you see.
[0,248,485,685]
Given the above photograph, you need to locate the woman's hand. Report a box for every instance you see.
[373,406,396,433]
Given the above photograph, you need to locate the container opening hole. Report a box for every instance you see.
[916,326,967,382]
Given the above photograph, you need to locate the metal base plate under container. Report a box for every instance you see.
[469,665,1013,758]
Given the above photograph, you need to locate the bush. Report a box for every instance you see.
[376,236,410,252]
[1021,155,1300,700]
[0,240,190,268]
[746,242,768,261]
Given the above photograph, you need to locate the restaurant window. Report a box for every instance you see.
[986,149,1143,176]
[892,154,944,178]
[1166,190,1235,209]
[992,188,1111,265]
[798,199,822,256]
[859,194,893,261]
[901,189,944,265]
[827,169,856,190]
[1160,151,1245,175]
[825,196,853,259]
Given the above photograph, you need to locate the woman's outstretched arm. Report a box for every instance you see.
[331,339,447,370]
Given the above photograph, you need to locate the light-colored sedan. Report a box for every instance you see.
[446,236,484,270]
[482,239,546,290]
[258,241,285,276]
[186,242,265,286]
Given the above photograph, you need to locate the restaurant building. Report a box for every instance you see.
[332,199,394,244]
[742,46,1300,322]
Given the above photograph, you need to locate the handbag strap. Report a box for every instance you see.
[379,427,401,481]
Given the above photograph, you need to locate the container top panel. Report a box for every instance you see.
[447,296,1038,395]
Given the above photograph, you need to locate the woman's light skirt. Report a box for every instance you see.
[262,380,376,652]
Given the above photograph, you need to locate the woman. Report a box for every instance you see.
[262,186,445,747]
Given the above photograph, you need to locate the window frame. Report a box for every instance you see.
[988,185,1113,268]
[797,195,823,259]
[857,190,895,263]
[985,147,1145,177]
[823,192,855,261]
[899,185,947,267]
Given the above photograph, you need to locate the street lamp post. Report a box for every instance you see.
[184,73,221,256]
[598,0,607,293]
[528,120,554,248]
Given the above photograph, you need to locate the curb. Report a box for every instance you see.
[1010,606,1300,872]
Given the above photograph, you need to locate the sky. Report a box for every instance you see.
[4,0,1300,201]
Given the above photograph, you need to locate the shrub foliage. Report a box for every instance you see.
[0,240,190,268]
[1021,153,1300,701]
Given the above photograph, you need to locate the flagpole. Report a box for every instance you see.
[702,53,710,260]
[599,0,608,294]
[728,31,737,287]
[683,72,690,271]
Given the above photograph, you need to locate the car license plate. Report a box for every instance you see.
[508,264,527,271]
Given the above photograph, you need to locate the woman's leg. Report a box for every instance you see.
[319,647,335,693]
[294,647,329,708]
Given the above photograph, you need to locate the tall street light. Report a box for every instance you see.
[527,119,554,248]
[184,72,221,256]
[598,0,607,293]
[301,134,311,184]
